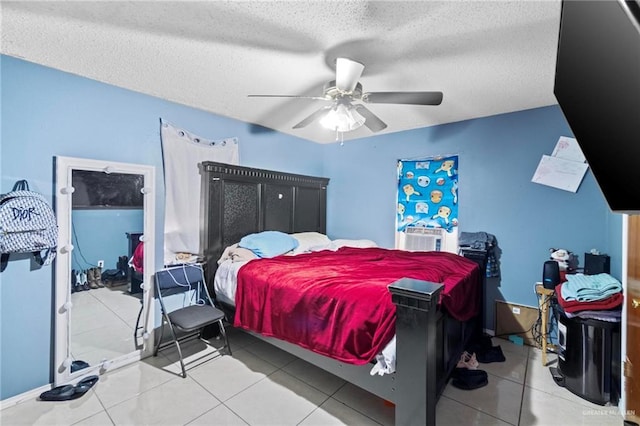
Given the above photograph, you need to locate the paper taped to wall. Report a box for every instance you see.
[551,136,586,163]
[531,155,589,193]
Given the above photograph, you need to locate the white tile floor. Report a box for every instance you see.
[1,329,623,426]
[70,284,142,367]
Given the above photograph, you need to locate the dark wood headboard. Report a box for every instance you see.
[200,161,329,284]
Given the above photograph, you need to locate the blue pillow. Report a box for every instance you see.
[239,231,299,258]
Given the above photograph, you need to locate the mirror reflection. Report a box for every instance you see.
[68,170,145,371]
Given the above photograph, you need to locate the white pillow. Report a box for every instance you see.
[329,239,378,250]
[291,232,331,255]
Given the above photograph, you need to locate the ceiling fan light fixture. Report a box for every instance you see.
[320,102,365,132]
[335,58,365,93]
[249,57,440,136]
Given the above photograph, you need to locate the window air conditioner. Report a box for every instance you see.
[403,227,444,252]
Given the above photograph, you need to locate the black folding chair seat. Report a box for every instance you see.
[168,304,225,331]
[153,263,231,377]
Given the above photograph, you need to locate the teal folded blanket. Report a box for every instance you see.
[560,273,622,302]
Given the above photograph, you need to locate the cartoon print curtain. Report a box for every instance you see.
[396,156,459,233]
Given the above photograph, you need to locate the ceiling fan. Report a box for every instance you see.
[248,58,443,134]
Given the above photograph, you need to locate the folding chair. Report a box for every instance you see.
[153,263,231,377]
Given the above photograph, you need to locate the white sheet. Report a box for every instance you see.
[213,259,246,306]
[161,120,239,265]
[213,258,396,375]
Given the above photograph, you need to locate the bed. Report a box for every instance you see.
[200,161,486,425]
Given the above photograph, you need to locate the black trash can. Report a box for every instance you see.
[557,310,621,405]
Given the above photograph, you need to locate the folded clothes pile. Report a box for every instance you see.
[458,231,501,278]
[555,274,623,322]
[555,288,623,312]
[560,273,622,302]
[564,308,621,322]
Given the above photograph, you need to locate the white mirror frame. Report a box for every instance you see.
[54,156,156,385]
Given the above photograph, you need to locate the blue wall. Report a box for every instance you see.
[71,210,144,271]
[322,106,622,327]
[0,55,323,399]
[0,55,624,400]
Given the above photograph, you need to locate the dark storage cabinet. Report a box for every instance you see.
[458,248,488,333]
[558,312,621,405]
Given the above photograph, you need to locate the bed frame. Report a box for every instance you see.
[200,161,486,425]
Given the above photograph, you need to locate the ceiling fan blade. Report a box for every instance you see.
[353,105,388,132]
[335,58,365,93]
[363,91,443,105]
[248,94,329,100]
[292,106,332,129]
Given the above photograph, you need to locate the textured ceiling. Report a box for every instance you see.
[1,1,562,144]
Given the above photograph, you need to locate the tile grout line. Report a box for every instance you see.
[516,346,532,426]
[91,387,116,426]
[438,394,518,426]
[256,352,390,426]
[231,344,390,426]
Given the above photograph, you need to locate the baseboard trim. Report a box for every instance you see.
[0,383,51,411]
[1,353,145,411]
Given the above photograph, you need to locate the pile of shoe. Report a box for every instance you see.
[87,267,104,289]
[71,270,81,293]
[101,256,130,287]
[451,351,488,390]
[450,334,507,391]
[70,267,104,292]
[71,269,87,293]
[467,334,506,364]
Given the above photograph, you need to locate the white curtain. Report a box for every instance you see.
[161,119,239,265]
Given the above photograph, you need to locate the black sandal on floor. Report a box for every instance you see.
[72,375,99,398]
[39,385,75,401]
[39,375,99,401]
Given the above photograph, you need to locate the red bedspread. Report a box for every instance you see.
[233,247,480,365]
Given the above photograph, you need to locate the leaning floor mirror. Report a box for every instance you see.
[54,156,156,385]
